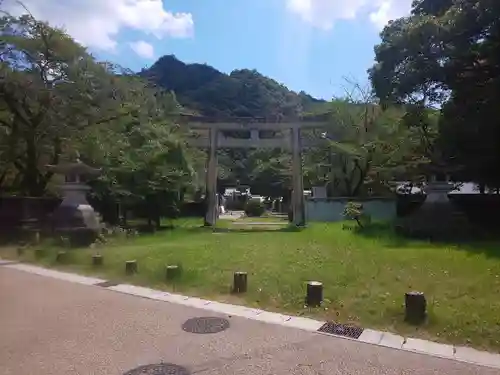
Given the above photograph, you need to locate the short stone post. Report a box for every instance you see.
[306,281,323,307]
[165,265,181,281]
[233,271,248,293]
[92,254,103,266]
[17,247,25,257]
[405,291,427,324]
[125,260,137,275]
[56,251,67,263]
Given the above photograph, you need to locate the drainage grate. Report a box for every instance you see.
[124,363,190,375]
[95,280,119,288]
[318,322,364,339]
[181,317,230,334]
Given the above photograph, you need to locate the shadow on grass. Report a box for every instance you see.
[353,221,500,258]
[350,222,413,248]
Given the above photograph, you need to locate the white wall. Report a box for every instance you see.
[305,198,396,222]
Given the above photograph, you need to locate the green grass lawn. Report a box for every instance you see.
[2,217,500,352]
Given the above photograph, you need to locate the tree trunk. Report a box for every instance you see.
[22,134,43,196]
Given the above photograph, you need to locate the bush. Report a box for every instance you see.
[244,200,266,217]
[343,201,371,229]
[180,201,206,217]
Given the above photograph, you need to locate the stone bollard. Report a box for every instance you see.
[405,291,427,324]
[56,251,67,263]
[92,254,103,266]
[17,247,25,257]
[125,260,138,275]
[233,271,248,293]
[34,248,44,259]
[305,281,323,307]
[165,265,181,281]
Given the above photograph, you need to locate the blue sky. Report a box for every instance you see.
[8,0,413,99]
[117,0,383,99]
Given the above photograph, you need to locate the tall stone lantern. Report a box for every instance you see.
[46,152,102,246]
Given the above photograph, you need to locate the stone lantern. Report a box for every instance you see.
[396,164,475,240]
[46,152,102,246]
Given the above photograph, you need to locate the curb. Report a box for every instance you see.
[3,262,500,370]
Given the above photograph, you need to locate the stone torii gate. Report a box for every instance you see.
[182,115,328,227]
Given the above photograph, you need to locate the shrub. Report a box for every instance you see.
[244,200,266,217]
[343,201,371,229]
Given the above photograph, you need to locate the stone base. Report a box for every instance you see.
[396,199,481,241]
[52,204,101,247]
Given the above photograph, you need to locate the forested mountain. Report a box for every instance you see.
[140,55,325,118]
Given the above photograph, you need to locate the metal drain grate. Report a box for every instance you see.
[124,363,190,375]
[182,317,230,334]
[95,280,119,288]
[318,322,364,339]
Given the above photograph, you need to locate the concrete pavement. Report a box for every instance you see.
[0,266,498,375]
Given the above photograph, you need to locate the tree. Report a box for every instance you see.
[369,0,500,188]
[246,148,291,198]
[303,83,418,197]
[0,11,133,195]
[80,85,196,227]
[0,8,198,230]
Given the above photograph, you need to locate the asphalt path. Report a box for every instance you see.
[0,266,496,375]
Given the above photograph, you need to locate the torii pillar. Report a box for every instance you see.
[291,126,305,226]
[204,127,218,227]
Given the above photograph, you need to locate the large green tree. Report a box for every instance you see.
[0,12,132,195]
[81,86,196,226]
[369,0,500,188]
[0,9,197,222]
[303,83,422,197]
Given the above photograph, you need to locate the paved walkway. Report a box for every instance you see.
[0,266,498,375]
[219,211,244,220]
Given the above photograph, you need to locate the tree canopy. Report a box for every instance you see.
[369,0,500,188]
[0,10,197,225]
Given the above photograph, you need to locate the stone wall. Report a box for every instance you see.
[0,196,61,237]
[305,197,396,222]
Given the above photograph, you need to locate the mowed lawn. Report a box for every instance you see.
[3,217,500,352]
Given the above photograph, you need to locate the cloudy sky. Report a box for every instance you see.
[3,0,413,99]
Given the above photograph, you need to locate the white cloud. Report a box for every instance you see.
[369,0,413,29]
[286,0,412,30]
[129,40,155,59]
[3,0,194,50]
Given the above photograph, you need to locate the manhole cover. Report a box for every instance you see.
[95,280,119,287]
[124,363,190,375]
[318,322,364,339]
[182,317,230,334]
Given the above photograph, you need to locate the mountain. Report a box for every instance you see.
[140,55,326,118]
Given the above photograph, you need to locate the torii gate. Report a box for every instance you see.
[182,115,329,227]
